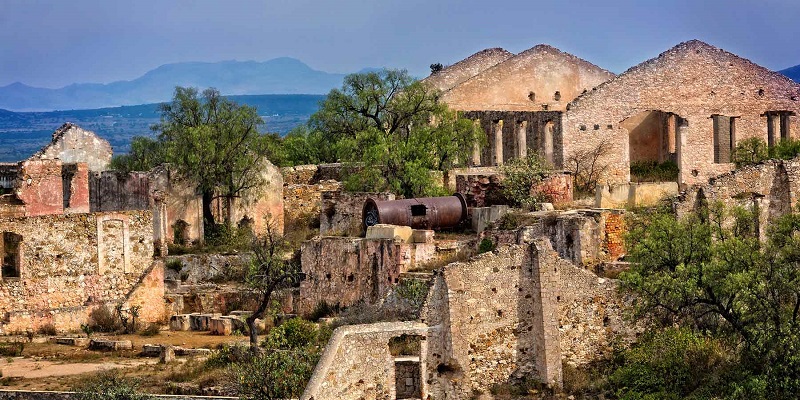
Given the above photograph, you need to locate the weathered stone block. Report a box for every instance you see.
[170,314,191,331]
[209,317,232,336]
[411,230,435,244]
[49,337,89,347]
[366,224,413,243]
[89,339,132,351]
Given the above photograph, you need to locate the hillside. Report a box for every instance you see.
[0,94,325,162]
[780,64,800,82]
[0,58,343,111]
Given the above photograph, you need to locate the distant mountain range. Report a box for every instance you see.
[780,65,800,83]
[0,58,351,111]
[0,94,325,162]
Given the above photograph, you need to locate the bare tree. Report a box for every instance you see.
[245,223,301,351]
[565,139,613,195]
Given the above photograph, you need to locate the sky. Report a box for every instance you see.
[2,0,800,88]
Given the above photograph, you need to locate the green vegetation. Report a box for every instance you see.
[305,69,483,198]
[733,137,800,167]
[614,203,800,399]
[629,160,679,182]
[499,154,551,209]
[74,371,152,400]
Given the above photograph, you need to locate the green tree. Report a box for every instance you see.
[500,153,551,209]
[732,137,769,167]
[621,204,800,398]
[154,86,272,227]
[244,223,302,351]
[109,136,166,172]
[310,69,483,198]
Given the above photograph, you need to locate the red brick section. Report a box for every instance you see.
[16,159,63,216]
[456,174,504,207]
[66,163,90,213]
[533,172,573,205]
[603,212,626,261]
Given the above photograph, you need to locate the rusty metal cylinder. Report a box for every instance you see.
[362,193,468,230]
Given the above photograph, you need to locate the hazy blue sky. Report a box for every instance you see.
[2,0,800,88]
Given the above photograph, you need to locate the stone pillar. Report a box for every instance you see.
[768,113,777,148]
[529,241,562,387]
[667,113,677,155]
[517,121,528,159]
[677,120,689,186]
[493,120,504,166]
[544,122,554,166]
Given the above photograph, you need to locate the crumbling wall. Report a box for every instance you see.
[319,191,394,236]
[89,170,150,212]
[29,123,112,172]
[456,170,573,207]
[15,159,63,216]
[283,180,341,234]
[564,40,800,186]
[302,322,429,400]
[422,48,514,93]
[463,110,564,167]
[675,158,800,238]
[148,165,203,247]
[297,237,399,316]
[61,163,90,214]
[0,211,163,333]
[214,159,284,235]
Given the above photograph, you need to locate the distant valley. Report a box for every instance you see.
[0,94,325,163]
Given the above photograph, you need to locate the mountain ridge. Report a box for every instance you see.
[0,58,347,112]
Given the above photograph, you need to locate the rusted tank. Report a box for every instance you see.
[363,194,468,230]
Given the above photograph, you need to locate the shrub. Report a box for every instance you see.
[307,301,340,322]
[37,323,57,336]
[262,318,320,350]
[0,342,24,357]
[139,323,161,337]
[88,304,123,333]
[629,160,679,182]
[73,371,152,400]
[395,279,429,311]
[478,238,495,254]
[229,348,318,400]
[771,137,800,160]
[733,137,769,167]
[499,154,551,209]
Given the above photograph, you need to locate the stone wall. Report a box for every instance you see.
[0,390,236,400]
[89,171,150,212]
[319,191,394,237]
[28,123,112,172]
[675,158,800,239]
[0,211,164,333]
[462,110,564,167]
[302,322,429,400]
[563,40,800,186]
[595,182,679,208]
[442,45,614,113]
[422,48,513,93]
[283,180,341,234]
[148,165,204,247]
[297,237,400,316]
[212,159,284,236]
[15,159,63,217]
[456,170,573,208]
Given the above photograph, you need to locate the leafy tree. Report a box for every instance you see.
[244,223,302,351]
[310,69,483,198]
[109,136,166,172]
[154,86,272,227]
[499,153,551,209]
[430,63,444,74]
[621,204,800,398]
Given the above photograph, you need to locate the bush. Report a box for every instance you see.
[262,318,320,350]
[609,328,734,399]
[629,160,679,182]
[478,238,495,254]
[37,323,57,336]
[733,137,769,167]
[771,137,800,160]
[395,279,429,311]
[73,371,152,400]
[0,342,24,357]
[500,154,551,209]
[88,305,123,333]
[307,301,340,322]
[139,323,161,337]
[229,348,319,400]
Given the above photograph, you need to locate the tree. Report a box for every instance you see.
[244,223,302,351]
[109,136,166,172]
[74,371,152,400]
[565,139,612,195]
[430,63,444,74]
[310,69,484,198]
[154,87,272,228]
[621,204,800,397]
[500,154,552,209]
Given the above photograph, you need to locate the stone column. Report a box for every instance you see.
[529,241,563,388]
[544,122,554,166]
[517,121,528,159]
[667,113,677,155]
[677,120,689,187]
[768,113,777,148]
[493,120,504,166]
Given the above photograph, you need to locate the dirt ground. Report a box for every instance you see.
[0,330,260,393]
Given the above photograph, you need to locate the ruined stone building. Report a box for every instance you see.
[424,45,615,167]
[563,40,800,187]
